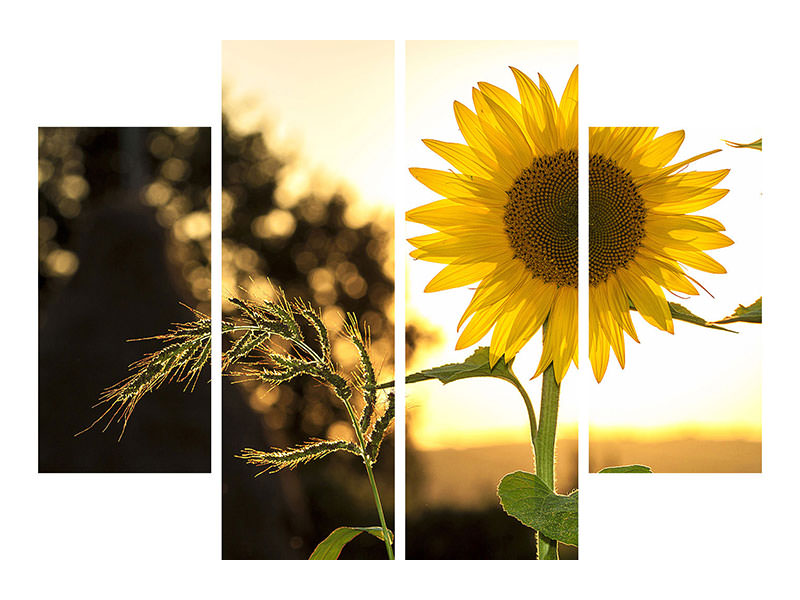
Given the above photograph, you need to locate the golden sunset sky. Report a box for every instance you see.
[222,41,394,227]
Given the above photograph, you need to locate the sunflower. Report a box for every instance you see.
[588,127,731,381]
[408,66,731,384]
[408,66,579,382]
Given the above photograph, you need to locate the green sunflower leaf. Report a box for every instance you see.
[598,464,653,473]
[723,138,762,151]
[497,471,578,547]
[715,297,762,324]
[309,526,393,560]
[377,346,515,390]
[664,302,736,333]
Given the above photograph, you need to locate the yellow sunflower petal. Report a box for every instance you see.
[603,274,639,342]
[592,286,626,368]
[458,261,530,328]
[477,80,525,126]
[615,264,672,333]
[456,300,508,349]
[421,139,496,180]
[589,312,611,382]
[425,262,495,293]
[632,251,699,296]
[488,282,535,365]
[638,130,685,169]
[503,280,558,357]
[406,199,492,228]
[472,88,526,174]
[534,287,577,382]
[510,67,558,155]
[453,100,499,161]
[647,188,729,214]
[560,66,579,148]
[481,93,533,167]
[409,167,507,202]
[658,246,727,274]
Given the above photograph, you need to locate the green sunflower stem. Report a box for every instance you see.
[363,455,394,560]
[506,364,537,458]
[533,356,560,560]
[340,389,394,560]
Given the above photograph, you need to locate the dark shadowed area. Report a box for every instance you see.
[221,111,394,559]
[38,127,211,473]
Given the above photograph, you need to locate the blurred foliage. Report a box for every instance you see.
[38,127,211,317]
[222,107,394,558]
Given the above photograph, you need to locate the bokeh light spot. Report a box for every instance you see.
[61,174,89,201]
[148,133,174,159]
[38,216,57,241]
[144,180,172,206]
[251,209,296,240]
[57,197,82,218]
[38,160,54,185]
[161,157,190,182]
[45,248,79,278]
[234,247,259,272]
[174,211,211,241]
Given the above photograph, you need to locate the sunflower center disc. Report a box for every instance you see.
[504,151,646,288]
[588,154,646,286]
[504,150,578,287]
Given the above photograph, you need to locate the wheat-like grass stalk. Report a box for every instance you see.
[236,439,361,475]
[77,306,211,440]
[83,294,395,455]
[366,391,394,462]
[344,314,378,431]
[83,288,396,558]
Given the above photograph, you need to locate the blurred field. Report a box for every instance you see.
[408,439,578,559]
[413,438,578,509]
[412,434,761,507]
[590,436,761,473]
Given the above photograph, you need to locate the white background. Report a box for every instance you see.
[3,2,797,599]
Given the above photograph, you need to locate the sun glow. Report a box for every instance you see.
[222,41,395,221]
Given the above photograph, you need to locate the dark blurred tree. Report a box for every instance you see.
[38,127,211,472]
[221,110,394,559]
